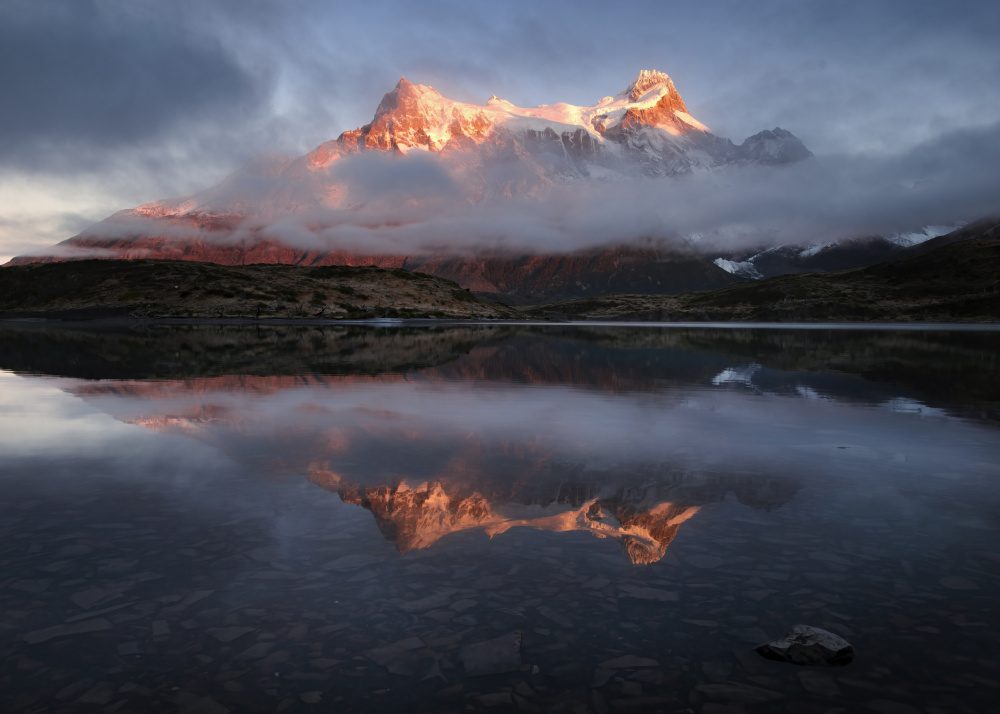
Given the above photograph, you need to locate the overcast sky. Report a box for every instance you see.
[2,0,999,261]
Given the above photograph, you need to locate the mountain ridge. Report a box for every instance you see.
[9,70,812,298]
[525,218,1000,322]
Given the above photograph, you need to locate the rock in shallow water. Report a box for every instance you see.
[755,624,854,666]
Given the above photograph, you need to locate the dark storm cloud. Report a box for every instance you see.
[4,0,999,166]
[695,1,1000,156]
[3,0,1000,260]
[0,1,265,169]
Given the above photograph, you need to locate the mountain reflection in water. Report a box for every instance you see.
[67,370,804,565]
[1,322,999,713]
[310,471,798,565]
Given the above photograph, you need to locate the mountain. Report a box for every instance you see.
[9,70,813,298]
[711,225,961,280]
[525,217,1000,322]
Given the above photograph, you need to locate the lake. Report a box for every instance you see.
[1,321,998,713]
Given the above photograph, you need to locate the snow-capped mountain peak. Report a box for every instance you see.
[618,69,676,101]
[314,69,721,159]
[12,70,815,271]
[68,70,813,224]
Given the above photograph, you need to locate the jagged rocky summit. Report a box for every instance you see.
[10,70,812,298]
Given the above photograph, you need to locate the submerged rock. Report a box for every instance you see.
[755,624,854,666]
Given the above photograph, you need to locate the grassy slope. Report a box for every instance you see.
[524,219,1000,322]
[0,260,518,320]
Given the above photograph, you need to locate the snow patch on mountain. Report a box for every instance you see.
[886,224,961,247]
[798,243,832,259]
[620,69,675,101]
[713,257,762,279]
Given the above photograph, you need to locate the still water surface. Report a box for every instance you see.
[1,323,998,713]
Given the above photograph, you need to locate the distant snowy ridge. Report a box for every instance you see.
[713,257,762,279]
[713,224,966,280]
[798,243,832,259]
[886,224,961,247]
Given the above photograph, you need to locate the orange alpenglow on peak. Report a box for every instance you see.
[620,69,678,101]
[322,68,710,156]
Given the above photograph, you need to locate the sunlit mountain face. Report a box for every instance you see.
[8,71,811,297]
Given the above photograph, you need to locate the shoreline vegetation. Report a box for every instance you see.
[0,261,519,322]
[2,219,998,323]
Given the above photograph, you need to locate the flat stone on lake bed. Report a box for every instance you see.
[76,682,116,705]
[599,655,659,669]
[178,695,229,714]
[617,584,678,602]
[23,618,113,644]
[206,626,255,643]
[696,682,785,703]
[390,636,426,650]
[796,669,842,697]
[321,554,382,572]
[685,554,726,569]
[940,576,978,590]
[398,591,455,612]
[233,642,273,660]
[461,630,522,676]
[591,667,615,687]
[70,587,121,610]
[364,645,419,676]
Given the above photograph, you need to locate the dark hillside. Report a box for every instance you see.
[0,260,517,320]
[525,218,1000,322]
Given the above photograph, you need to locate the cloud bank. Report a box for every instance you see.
[69,119,1000,258]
